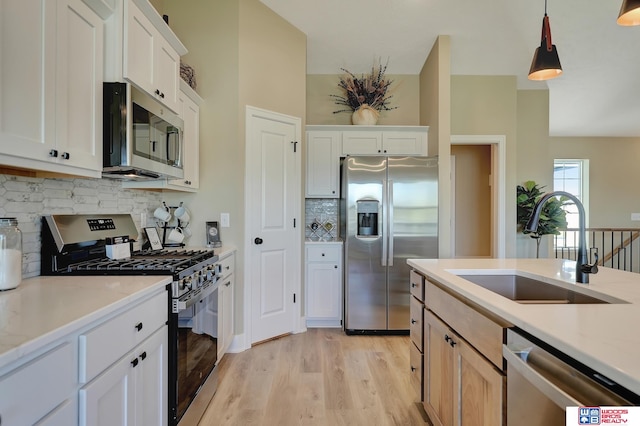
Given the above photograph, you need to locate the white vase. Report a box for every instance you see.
[351,104,379,125]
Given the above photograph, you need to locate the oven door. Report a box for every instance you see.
[170,281,219,425]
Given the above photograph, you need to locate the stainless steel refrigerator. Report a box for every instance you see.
[341,156,438,333]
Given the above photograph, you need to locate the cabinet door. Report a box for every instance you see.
[55,0,104,172]
[0,1,57,162]
[423,310,453,426]
[220,275,234,357]
[135,326,168,426]
[306,131,340,198]
[306,263,342,328]
[154,35,180,113]
[455,338,505,426]
[124,0,180,113]
[124,1,155,97]
[0,342,75,426]
[341,131,382,155]
[382,131,427,156]
[169,90,199,189]
[79,351,136,426]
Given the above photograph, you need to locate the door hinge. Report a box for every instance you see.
[291,141,298,153]
[293,293,296,303]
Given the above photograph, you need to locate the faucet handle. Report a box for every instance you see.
[581,253,599,275]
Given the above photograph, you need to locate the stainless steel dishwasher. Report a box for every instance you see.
[503,328,640,425]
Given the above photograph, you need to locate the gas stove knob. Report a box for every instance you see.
[184,277,193,290]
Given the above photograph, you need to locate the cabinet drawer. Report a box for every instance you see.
[79,290,168,383]
[218,253,235,279]
[410,296,423,350]
[0,342,75,426]
[306,245,341,262]
[425,280,506,368]
[409,341,423,399]
[410,270,425,301]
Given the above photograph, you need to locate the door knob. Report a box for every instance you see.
[254,237,263,245]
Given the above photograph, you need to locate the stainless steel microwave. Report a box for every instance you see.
[103,82,184,180]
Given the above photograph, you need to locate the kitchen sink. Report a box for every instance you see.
[457,274,617,304]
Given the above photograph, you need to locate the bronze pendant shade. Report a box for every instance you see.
[618,0,640,25]
[528,14,562,81]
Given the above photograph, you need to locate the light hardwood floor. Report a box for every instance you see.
[197,328,430,425]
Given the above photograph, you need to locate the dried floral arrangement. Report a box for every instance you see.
[331,59,397,114]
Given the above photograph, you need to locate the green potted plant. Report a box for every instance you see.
[517,180,568,258]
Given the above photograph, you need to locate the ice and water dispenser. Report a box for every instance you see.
[356,200,379,237]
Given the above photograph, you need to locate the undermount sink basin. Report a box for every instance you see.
[457,274,614,304]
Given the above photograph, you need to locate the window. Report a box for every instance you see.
[553,159,589,247]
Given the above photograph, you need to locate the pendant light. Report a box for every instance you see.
[528,0,563,81]
[618,0,640,26]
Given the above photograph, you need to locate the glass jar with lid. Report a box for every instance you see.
[0,217,22,290]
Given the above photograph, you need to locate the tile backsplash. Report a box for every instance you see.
[305,198,339,240]
[0,174,162,278]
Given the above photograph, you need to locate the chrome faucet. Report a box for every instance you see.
[525,191,598,283]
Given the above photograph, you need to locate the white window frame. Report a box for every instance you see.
[553,159,589,249]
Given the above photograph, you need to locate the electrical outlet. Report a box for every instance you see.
[631,213,640,221]
[220,213,230,228]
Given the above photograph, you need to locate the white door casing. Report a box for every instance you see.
[245,106,302,345]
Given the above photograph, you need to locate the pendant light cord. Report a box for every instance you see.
[543,0,553,52]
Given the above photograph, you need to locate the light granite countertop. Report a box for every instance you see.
[0,245,237,372]
[407,258,640,395]
[0,274,171,371]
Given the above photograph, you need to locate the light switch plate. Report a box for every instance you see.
[631,213,640,221]
[221,213,230,228]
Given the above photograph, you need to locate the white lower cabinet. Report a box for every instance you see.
[0,287,168,426]
[0,342,76,426]
[305,243,343,328]
[208,251,235,361]
[79,326,167,426]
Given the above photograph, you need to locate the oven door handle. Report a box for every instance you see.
[174,279,219,313]
[503,344,582,409]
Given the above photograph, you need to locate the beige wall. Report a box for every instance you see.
[551,138,640,228]
[515,89,640,256]
[162,0,306,336]
[451,75,518,257]
[306,75,420,125]
[420,36,452,257]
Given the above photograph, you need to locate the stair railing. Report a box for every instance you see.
[554,228,640,273]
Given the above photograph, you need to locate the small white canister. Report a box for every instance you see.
[0,218,22,290]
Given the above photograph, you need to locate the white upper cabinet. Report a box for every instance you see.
[341,126,428,156]
[114,0,186,113]
[124,0,181,112]
[306,130,340,198]
[0,0,104,177]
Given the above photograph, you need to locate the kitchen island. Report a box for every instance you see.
[408,257,640,395]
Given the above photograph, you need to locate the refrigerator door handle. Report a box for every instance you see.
[388,179,394,266]
[381,179,387,267]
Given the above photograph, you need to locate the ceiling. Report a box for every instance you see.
[260,0,640,137]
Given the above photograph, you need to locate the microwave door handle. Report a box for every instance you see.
[166,127,180,165]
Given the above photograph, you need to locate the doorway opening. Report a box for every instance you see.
[450,135,506,258]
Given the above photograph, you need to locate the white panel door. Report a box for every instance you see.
[246,106,301,344]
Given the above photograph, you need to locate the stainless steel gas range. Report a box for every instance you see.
[41,214,220,426]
